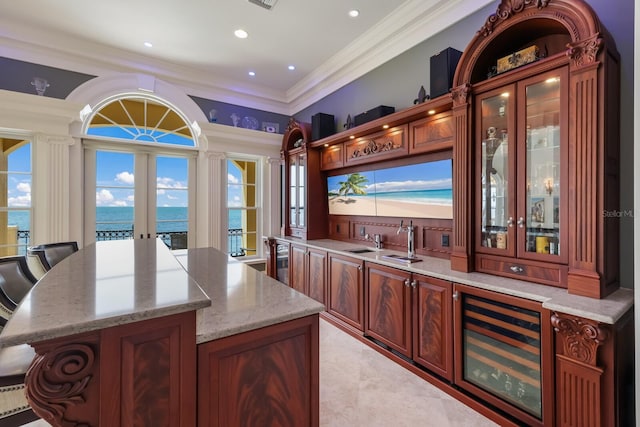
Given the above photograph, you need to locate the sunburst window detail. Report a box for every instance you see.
[85,96,196,147]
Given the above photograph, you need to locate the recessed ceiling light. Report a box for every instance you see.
[248,71,256,76]
[382,125,389,129]
[348,9,359,18]
[234,29,248,39]
[428,109,436,115]
[143,41,153,48]
[288,65,296,71]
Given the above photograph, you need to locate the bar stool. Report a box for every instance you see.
[26,241,79,280]
[0,256,39,426]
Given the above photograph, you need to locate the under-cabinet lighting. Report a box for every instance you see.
[501,92,509,98]
[546,77,560,84]
[324,143,329,147]
[382,124,389,129]
[349,135,355,139]
[428,109,436,115]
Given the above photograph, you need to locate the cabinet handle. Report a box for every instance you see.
[507,217,514,227]
[410,280,417,288]
[358,265,362,271]
[453,291,459,301]
[509,265,525,274]
[404,279,410,287]
[517,217,525,228]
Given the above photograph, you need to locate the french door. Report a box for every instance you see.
[84,143,194,248]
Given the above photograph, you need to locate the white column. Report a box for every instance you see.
[207,152,226,250]
[264,156,282,237]
[33,133,75,245]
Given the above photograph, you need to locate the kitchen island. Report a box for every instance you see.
[0,239,324,426]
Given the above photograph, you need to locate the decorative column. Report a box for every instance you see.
[551,313,608,427]
[264,156,282,237]
[207,152,226,250]
[33,134,75,245]
[450,84,472,272]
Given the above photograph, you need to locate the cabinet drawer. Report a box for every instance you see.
[409,112,453,154]
[476,255,567,287]
[320,144,344,170]
[345,125,408,165]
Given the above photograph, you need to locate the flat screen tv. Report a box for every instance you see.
[327,159,453,219]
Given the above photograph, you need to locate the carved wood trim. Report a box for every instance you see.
[451,84,470,107]
[349,138,398,159]
[25,343,96,426]
[479,0,550,37]
[551,313,608,366]
[566,33,603,67]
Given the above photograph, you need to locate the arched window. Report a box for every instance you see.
[82,94,197,249]
[84,94,197,146]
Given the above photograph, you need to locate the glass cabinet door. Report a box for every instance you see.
[289,155,297,227]
[519,69,566,260]
[298,154,305,227]
[477,86,515,255]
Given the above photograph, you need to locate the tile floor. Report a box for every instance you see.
[23,318,498,427]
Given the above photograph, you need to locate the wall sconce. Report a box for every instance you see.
[31,77,50,96]
[544,178,553,195]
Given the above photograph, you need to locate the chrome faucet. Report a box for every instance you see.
[397,220,416,259]
[365,233,383,249]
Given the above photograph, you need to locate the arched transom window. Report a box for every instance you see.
[84,95,197,147]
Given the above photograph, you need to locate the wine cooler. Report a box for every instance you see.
[454,284,552,426]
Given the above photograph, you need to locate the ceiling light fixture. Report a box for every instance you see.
[349,9,359,18]
[234,29,248,39]
[143,41,153,48]
[288,65,295,71]
[248,71,256,76]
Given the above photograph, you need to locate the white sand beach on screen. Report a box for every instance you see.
[328,196,452,219]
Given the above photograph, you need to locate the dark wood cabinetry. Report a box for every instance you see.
[282,119,328,240]
[289,244,327,304]
[412,274,453,381]
[308,248,327,304]
[365,263,453,380]
[450,0,620,298]
[327,253,364,332]
[365,263,412,357]
[198,315,319,427]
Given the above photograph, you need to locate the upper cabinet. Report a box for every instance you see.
[282,118,328,240]
[450,0,620,298]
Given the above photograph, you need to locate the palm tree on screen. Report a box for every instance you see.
[338,173,368,200]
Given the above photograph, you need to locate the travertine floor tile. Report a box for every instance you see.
[319,319,498,427]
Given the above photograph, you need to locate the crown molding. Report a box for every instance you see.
[286,0,495,113]
[0,0,493,116]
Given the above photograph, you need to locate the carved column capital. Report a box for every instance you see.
[26,343,96,426]
[451,84,471,107]
[566,33,603,67]
[551,312,608,365]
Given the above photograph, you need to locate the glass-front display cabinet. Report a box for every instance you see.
[281,118,328,240]
[475,67,568,285]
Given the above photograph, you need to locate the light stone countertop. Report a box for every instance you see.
[174,247,325,344]
[271,237,633,324]
[0,239,212,348]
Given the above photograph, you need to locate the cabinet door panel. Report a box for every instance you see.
[290,244,307,294]
[412,275,452,381]
[327,254,364,331]
[365,263,412,357]
[307,249,327,304]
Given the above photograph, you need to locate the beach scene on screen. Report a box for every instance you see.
[327,160,453,219]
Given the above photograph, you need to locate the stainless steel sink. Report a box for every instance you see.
[382,254,421,263]
[345,248,375,254]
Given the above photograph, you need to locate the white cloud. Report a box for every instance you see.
[228,173,239,184]
[127,195,135,201]
[157,189,166,195]
[157,176,186,189]
[373,178,452,193]
[167,194,178,200]
[16,182,31,193]
[96,189,115,205]
[8,194,31,207]
[116,171,134,185]
[112,200,128,207]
